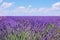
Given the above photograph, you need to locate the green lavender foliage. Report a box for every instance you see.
[10,33,16,40]
[37,32,42,40]
[4,24,56,40]
[4,36,8,40]
[4,31,42,40]
[32,32,36,40]
[3,29,60,40]
[46,24,54,32]
[4,31,30,40]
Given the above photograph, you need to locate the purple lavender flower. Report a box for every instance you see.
[0,16,60,40]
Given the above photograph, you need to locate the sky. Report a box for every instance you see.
[0,0,60,16]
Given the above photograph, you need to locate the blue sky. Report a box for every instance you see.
[0,0,60,16]
[3,0,60,8]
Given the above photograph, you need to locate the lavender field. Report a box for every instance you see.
[0,16,60,40]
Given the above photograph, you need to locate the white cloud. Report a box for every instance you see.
[13,6,28,13]
[0,2,60,16]
[19,6,25,9]
[0,0,3,3]
[52,2,60,8]
[12,2,60,16]
[38,8,48,13]
[51,2,60,10]
[0,2,13,9]
[0,2,13,16]
[38,2,60,13]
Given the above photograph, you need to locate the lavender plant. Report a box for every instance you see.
[0,16,60,40]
